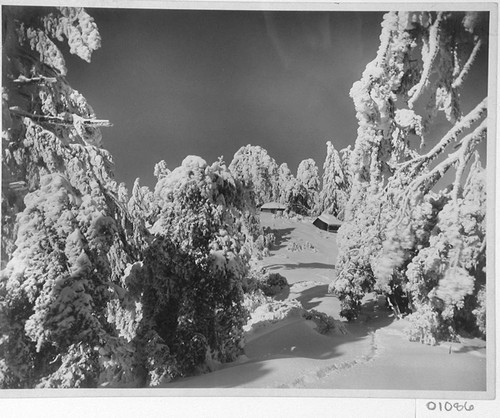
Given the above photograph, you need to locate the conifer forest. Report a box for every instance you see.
[0,6,492,392]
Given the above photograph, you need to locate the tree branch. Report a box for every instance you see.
[397,97,487,173]
[407,12,443,108]
[9,106,113,128]
[452,38,483,89]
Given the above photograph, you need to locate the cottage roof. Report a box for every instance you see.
[316,213,342,226]
[260,202,287,210]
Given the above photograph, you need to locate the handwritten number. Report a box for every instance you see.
[426,401,474,412]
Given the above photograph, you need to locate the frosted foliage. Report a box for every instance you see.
[472,287,486,335]
[296,158,320,215]
[23,27,67,75]
[57,7,101,62]
[2,6,112,270]
[275,162,310,216]
[15,7,101,76]
[333,11,487,342]
[36,343,98,388]
[3,6,107,154]
[153,160,170,179]
[297,158,320,191]
[405,158,486,340]
[277,163,296,205]
[132,155,253,377]
[320,142,351,219]
[229,145,280,206]
[128,178,155,230]
[0,171,140,387]
[152,155,250,269]
[40,7,101,67]
[0,8,142,388]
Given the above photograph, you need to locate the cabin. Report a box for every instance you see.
[313,213,342,232]
[260,202,287,215]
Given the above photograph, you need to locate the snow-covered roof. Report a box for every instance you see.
[260,202,287,210]
[316,213,342,226]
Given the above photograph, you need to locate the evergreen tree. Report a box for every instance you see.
[135,156,251,378]
[296,158,320,215]
[319,141,351,219]
[229,145,280,206]
[277,162,296,205]
[0,7,144,387]
[331,11,488,342]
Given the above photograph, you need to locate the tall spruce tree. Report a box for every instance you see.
[319,141,351,219]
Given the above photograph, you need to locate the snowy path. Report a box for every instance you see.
[313,318,487,391]
[163,290,376,389]
[162,214,486,391]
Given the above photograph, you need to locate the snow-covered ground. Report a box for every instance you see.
[162,213,486,391]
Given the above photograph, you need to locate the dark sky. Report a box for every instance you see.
[63,8,488,189]
[63,9,384,188]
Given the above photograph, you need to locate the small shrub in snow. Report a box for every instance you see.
[302,310,339,335]
[243,298,303,334]
[286,240,316,252]
[258,272,289,297]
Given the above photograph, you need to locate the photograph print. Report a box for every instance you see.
[0,2,495,397]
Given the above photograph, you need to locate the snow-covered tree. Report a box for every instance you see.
[0,7,150,387]
[277,162,295,205]
[319,141,351,219]
[331,11,488,342]
[404,155,486,343]
[275,162,306,215]
[2,6,110,263]
[1,7,266,388]
[133,156,252,378]
[296,158,320,215]
[229,145,280,207]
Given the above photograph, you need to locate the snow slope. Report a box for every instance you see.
[162,213,486,391]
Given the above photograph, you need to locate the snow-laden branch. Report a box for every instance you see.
[397,97,487,174]
[396,118,487,224]
[13,75,57,84]
[9,106,113,128]
[452,38,483,89]
[407,12,443,109]
[450,124,487,201]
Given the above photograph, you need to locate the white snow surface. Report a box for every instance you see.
[161,213,486,390]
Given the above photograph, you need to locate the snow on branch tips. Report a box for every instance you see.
[407,13,443,109]
[397,97,487,174]
[332,11,488,342]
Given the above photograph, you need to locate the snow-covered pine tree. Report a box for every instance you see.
[229,145,280,207]
[1,6,143,388]
[296,158,320,216]
[331,11,488,342]
[319,141,351,219]
[277,162,296,206]
[130,156,252,379]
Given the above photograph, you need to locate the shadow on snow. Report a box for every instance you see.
[268,227,295,250]
[265,262,336,271]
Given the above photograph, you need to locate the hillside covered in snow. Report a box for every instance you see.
[0,7,490,392]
